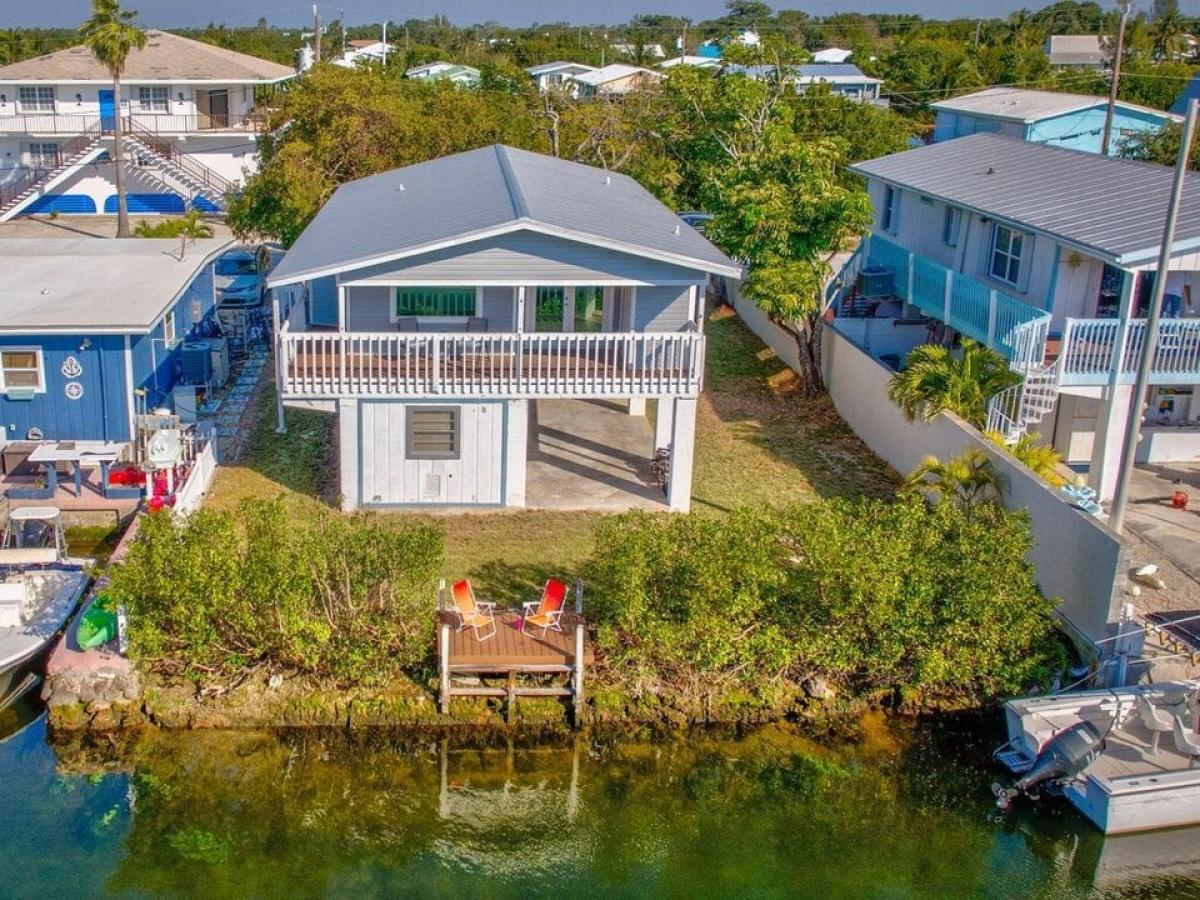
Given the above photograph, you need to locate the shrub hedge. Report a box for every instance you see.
[586,497,1063,700]
[111,499,444,685]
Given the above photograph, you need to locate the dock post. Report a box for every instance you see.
[438,578,450,715]
[572,580,585,722]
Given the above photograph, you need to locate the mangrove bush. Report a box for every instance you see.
[110,499,444,684]
[586,497,1062,701]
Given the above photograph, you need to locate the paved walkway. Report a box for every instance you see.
[525,399,666,511]
[211,349,271,444]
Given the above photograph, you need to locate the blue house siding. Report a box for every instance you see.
[934,105,1173,155]
[0,255,219,441]
[130,259,218,406]
[1029,106,1172,154]
[0,334,129,442]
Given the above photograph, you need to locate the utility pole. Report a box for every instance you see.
[680,22,688,62]
[340,8,346,55]
[313,4,321,63]
[1109,98,1199,533]
[974,20,981,50]
[382,21,387,66]
[1101,1,1131,156]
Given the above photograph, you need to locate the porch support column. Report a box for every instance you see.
[653,397,674,452]
[338,398,359,511]
[666,397,697,512]
[1088,385,1134,501]
[1088,271,1137,501]
[563,286,576,331]
[515,286,527,333]
[505,400,528,508]
[336,281,347,332]
[273,287,286,433]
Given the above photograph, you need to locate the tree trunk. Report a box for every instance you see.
[789,313,824,396]
[113,73,131,238]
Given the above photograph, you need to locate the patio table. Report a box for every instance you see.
[26,442,126,497]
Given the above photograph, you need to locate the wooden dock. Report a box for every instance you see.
[437,579,591,718]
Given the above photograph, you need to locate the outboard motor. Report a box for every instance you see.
[994,720,1106,810]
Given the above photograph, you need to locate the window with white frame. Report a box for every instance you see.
[989,224,1026,286]
[18,86,54,112]
[137,86,170,113]
[0,349,45,393]
[405,407,460,460]
[26,142,60,168]
[163,310,177,345]
[880,185,899,232]
[942,207,961,247]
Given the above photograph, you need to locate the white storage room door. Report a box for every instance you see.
[359,401,504,506]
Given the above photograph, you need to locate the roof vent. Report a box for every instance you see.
[397,183,405,191]
[604,175,611,186]
[673,224,680,235]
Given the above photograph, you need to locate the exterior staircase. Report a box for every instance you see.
[0,123,104,221]
[986,358,1062,442]
[122,119,234,211]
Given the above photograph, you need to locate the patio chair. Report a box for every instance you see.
[1136,692,1174,753]
[1172,713,1200,768]
[521,578,568,636]
[450,578,496,642]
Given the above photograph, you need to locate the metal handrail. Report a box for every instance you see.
[122,116,235,197]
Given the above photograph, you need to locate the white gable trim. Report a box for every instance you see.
[270,220,741,288]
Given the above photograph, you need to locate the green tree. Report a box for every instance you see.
[80,0,146,239]
[663,60,872,390]
[1119,120,1200,169]
[888,340,1020,427]
[903,450,1003,511]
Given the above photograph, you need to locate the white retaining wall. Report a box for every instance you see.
[728,294,1126,647]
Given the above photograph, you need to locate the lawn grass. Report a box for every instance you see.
[206,305,897,598]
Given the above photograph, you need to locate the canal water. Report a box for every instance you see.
[2,700,1198,899]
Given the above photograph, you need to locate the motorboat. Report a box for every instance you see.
[994,682,1200,834]
[0,507,89,710]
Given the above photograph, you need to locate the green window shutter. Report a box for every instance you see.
[395,287,475,317]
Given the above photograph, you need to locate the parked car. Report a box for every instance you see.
[677,211,714,233]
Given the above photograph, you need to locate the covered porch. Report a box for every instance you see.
[275,279,706,401]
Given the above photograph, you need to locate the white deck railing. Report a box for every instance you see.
[278,331,706,399]
[1060,317,1200,385]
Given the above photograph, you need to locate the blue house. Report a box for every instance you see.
[0,237,231,443]
[931,87,1178,155]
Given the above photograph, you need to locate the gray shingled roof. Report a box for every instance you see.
[0,30,295,83]
[269,145,740,285]
[849,134,1200,265]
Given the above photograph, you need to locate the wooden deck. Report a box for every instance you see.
[444,609,592,670]
[436,581,591,718]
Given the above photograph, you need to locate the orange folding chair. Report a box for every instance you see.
[521,579,568,636]
[450,578,496,642]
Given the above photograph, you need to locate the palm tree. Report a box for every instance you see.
[888,340,1020,428]
[903,450,1003,511]
[80,0,146,239]
[985,430,1067,487]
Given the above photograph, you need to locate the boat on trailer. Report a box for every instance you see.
[995,682,1200,834]
[0,507,90,710]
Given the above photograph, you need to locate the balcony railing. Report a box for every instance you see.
[848,235,1052,366]
[1060,317,1200,385]
[278,331,706,399]
[0,110,268,135]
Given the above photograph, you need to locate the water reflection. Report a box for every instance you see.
[0,715,1197,899]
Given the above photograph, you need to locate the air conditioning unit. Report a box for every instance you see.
[856,266,894,299]
[179,341,213,386]
[208,338,230,389]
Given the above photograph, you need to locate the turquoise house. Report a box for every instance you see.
[0,238,230,443]
[932,87,1178,155]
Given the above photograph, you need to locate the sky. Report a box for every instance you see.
[12,0,1200,30]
